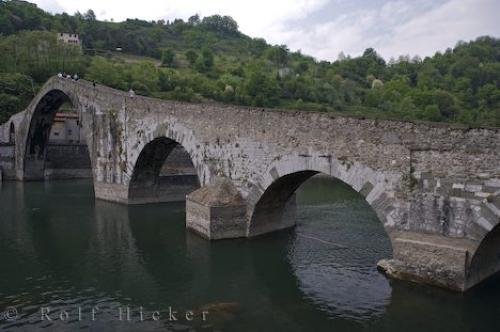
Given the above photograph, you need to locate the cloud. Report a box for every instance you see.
[32,0,65,14]
[272,0,500,60]
[31,0,328,38]
[378,0,500,59]
[30,0,500,61]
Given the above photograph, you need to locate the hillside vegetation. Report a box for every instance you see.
[0,0,498,126]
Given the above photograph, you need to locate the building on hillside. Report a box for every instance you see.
[49,113,85,144]
[57,33,81,47]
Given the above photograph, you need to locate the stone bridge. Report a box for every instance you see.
[0,76,499,292]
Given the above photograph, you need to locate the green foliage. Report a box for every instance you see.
[0,93,20,123]
[195,47,214,73]
[244,68,280,107]
[0,0,498,128]
[86,56,123,88]
[0,72,33,123]
[185,49,198,66]
[161,48,175,67]
[422,105,442,122]
[265,45,289,69]
[201,15,239,35]
[0,30,86,81]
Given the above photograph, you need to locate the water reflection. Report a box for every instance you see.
[293,177,392,320]
[1,178,500,331]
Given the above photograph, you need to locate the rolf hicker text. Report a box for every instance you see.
[39,306,209,322]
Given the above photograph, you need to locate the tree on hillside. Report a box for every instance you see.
[265,45,289,76]
[201,15,238,34]
[195,47,214,73]
[185,49,198,66]
[188,14,200,26]
[161,48,175,67]
[83,9,96,21]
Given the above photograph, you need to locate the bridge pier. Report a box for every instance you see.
[94,182,130,204]
[185,178,298,240]
[23,158,46,180]
[378,231,476,291]
[186,178,247,240]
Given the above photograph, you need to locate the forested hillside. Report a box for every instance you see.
[0,0,498,126]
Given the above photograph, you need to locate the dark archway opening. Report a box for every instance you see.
[128,137,200,204]
[24,90,92,181]
[249,171,318,237]
[467,219,500,289]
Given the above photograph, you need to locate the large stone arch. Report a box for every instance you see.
[246,152,404,238]
[17,82,94,181]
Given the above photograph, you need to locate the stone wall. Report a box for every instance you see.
[44,143,92,179]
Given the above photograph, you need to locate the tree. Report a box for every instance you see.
[201,15,238,34]
[185,49,198,66]
[188,14,200,26]
[422,105,442,122]
[161,48,175,67]
[158,69,176,92]
[86,57,122,88]
[195,47,214,72]
[296,61,309,74]
[244,68,280,107]
[83,9,96,21]
[0,93,20,124]
[265,45,289,75]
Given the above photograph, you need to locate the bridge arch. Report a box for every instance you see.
[466,192,500,289]
[20,86,93,181]
[246,154,401,238]
[128,135,201,204]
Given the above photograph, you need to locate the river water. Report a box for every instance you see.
[0,177,499,331]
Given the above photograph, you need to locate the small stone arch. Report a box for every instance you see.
[246,153,403,238]
[128,136,201,204]
[466,192,500,289]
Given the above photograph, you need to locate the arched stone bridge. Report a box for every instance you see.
[1,77,499,292]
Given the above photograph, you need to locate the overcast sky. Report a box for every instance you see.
[32,0,500,61]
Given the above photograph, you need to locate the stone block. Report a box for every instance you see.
[379,231,476,291]
[186,178,247,240]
